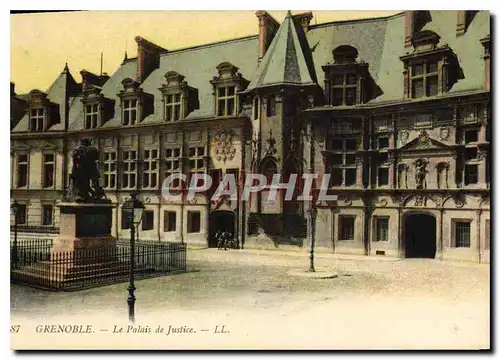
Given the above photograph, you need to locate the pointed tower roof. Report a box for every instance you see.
[247,11,315,90]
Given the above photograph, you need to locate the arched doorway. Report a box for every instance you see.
[209,211,236,248]
[404,213,436,258]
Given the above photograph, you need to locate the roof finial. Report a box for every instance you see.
[63,62,69,73]
[286,10,292,18]
[123,51,128,62]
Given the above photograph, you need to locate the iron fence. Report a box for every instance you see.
[10,240,186,291]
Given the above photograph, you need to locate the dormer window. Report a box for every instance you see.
[27,89,59,132]
[123,99,138,126]
[81,84,114,130]
[30,108,44,131]
[400,30,462,99]
[84,104,99,129]
[332,74,358,106]
[118,78,154,126]
[159,71,198,122]
[411,60,438,98]
[165,94,181,121]
[217,86,236,116]
[323,46,381,106]
[210,62,249,117]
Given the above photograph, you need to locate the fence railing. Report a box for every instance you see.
[11,240,186,291]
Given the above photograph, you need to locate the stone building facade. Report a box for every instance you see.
[11,11,490,262]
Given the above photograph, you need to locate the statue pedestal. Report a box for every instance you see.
[53,201,115,254]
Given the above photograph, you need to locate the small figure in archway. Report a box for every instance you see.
[414,159,428,190]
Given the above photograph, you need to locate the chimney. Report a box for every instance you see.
[256,11,280,61]
[293,12,313,33]
[404,11,415,48]
[135,36,167,83]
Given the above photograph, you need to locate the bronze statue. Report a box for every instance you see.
[67,138,107,202]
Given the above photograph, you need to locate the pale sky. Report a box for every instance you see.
[10,10,400,94]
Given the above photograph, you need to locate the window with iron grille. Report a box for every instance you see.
[411,60,438,98]
[122,99,138,125]
[165,93,182,121]
[339,215,355,240]
[327,137,357,186]
[187,211,201,233]
[122,150,137,189]
[142,149,159,189]
[42,153,55,188]
[42,205,53,226]
[374,217,389,242]
[142,210,154,231]
[84,103,99,129]
[16,154,28,188]
[16,204,27,225]
[103,151,117,189]
[454,220,471,248]
[164,147,181,188]
[30,108,44,131]
[164,211,176,232]
[216,86,236,116]
[331,74,358,106]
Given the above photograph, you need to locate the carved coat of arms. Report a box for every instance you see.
[213,127,236,163]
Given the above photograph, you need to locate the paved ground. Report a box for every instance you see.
[11,249,490,350]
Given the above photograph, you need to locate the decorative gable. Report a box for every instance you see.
[117,78,154,125]
[399,130,452,152]
[27,89,60,131]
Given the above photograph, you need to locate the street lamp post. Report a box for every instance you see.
[11,201,20,270]
[308,205,318,272]
[122,192,145,323]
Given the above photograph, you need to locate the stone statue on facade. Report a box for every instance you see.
[67,138,107,202]
[414,159,428,190]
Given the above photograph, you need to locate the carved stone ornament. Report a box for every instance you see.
[399,130,409,145]
[418,130,431,148]
[439,127,450,141]
[414,195,426,207]
[213,127,236,163]
[344,197,352,206]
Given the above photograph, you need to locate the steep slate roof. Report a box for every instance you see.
[13,64,78,132]
[16,11,489,133]
[306,10,490,104]
[67,35,259,130]
[247,11,315,90]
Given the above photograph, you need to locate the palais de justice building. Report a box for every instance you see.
[10,11,490,262]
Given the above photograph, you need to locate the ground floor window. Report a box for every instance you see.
[121,208,131,230]
[164,211,176,232]
[339,215,355,240]
[15,204,27,225]
[187,211,201,233]
[41,205,53,226]
[374,217,389,242]
[142,211,154,231]
[454,220,471,248]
